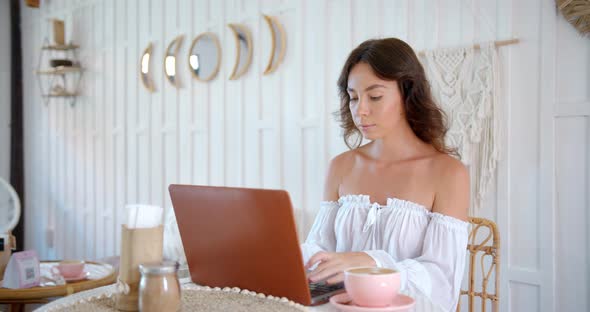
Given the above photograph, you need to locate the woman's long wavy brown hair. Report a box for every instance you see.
[337,38,457,157]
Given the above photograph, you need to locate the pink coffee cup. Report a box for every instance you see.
[344,266,401,307]
[51,260,85,278]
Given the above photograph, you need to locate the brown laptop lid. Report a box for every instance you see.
[169,184,312,305]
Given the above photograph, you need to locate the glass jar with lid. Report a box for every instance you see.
[138,261,181,312]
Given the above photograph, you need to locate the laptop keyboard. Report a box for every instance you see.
[309,281,345,297]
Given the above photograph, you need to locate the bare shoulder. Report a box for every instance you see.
[430,153,470,221]
[323,150,356,201]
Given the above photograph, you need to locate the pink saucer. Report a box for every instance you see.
[64,271,90,282]
[329,292,415,312]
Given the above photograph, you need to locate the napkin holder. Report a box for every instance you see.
[115,225,163,311]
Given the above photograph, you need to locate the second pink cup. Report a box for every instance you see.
[51,260,85,278]
[344,266,401,307]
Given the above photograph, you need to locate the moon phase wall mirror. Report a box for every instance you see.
[143,15,285,88]
[140,43,155,92]
[263,15,286,75]
[189,32,222,82]
[228,24,253,80]
[164,35,184,87]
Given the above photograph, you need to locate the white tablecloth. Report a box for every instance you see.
[36,277,442,312]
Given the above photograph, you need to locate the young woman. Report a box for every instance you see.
[301,38,469,312]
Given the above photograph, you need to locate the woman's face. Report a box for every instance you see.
[347,62,405,141]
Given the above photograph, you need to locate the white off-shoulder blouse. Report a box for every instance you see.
[301,194,469,312]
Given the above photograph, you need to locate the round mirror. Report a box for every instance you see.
[0,178,20,234]
[228,24,253,80]
[188,32,222,82]
[164,35,184,88]
[263,15,286,75]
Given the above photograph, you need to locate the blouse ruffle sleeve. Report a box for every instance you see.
[300,201,340,264]
[363,213,469,312]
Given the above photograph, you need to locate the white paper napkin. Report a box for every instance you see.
[125,204,163,228]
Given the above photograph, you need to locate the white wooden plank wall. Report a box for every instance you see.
[552,2,590,311]
[18,1,590,311]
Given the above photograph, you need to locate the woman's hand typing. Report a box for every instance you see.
[305,251,377,284]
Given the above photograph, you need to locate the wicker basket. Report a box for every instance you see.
[0,234,16,280]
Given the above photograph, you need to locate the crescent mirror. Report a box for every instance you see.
[228,24,253,80]
[140,43,155,92]
[263,15,286,75]
[164,35,184,87]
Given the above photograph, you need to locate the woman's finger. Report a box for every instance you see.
[309,262,344,283]
[308,258,337,281]
[305,251,330,269]
[326,272,344,284]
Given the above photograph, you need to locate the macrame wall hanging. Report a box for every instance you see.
[419,39,517,214]
[556,0,590,37]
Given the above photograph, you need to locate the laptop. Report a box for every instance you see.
[168,184,344,306]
